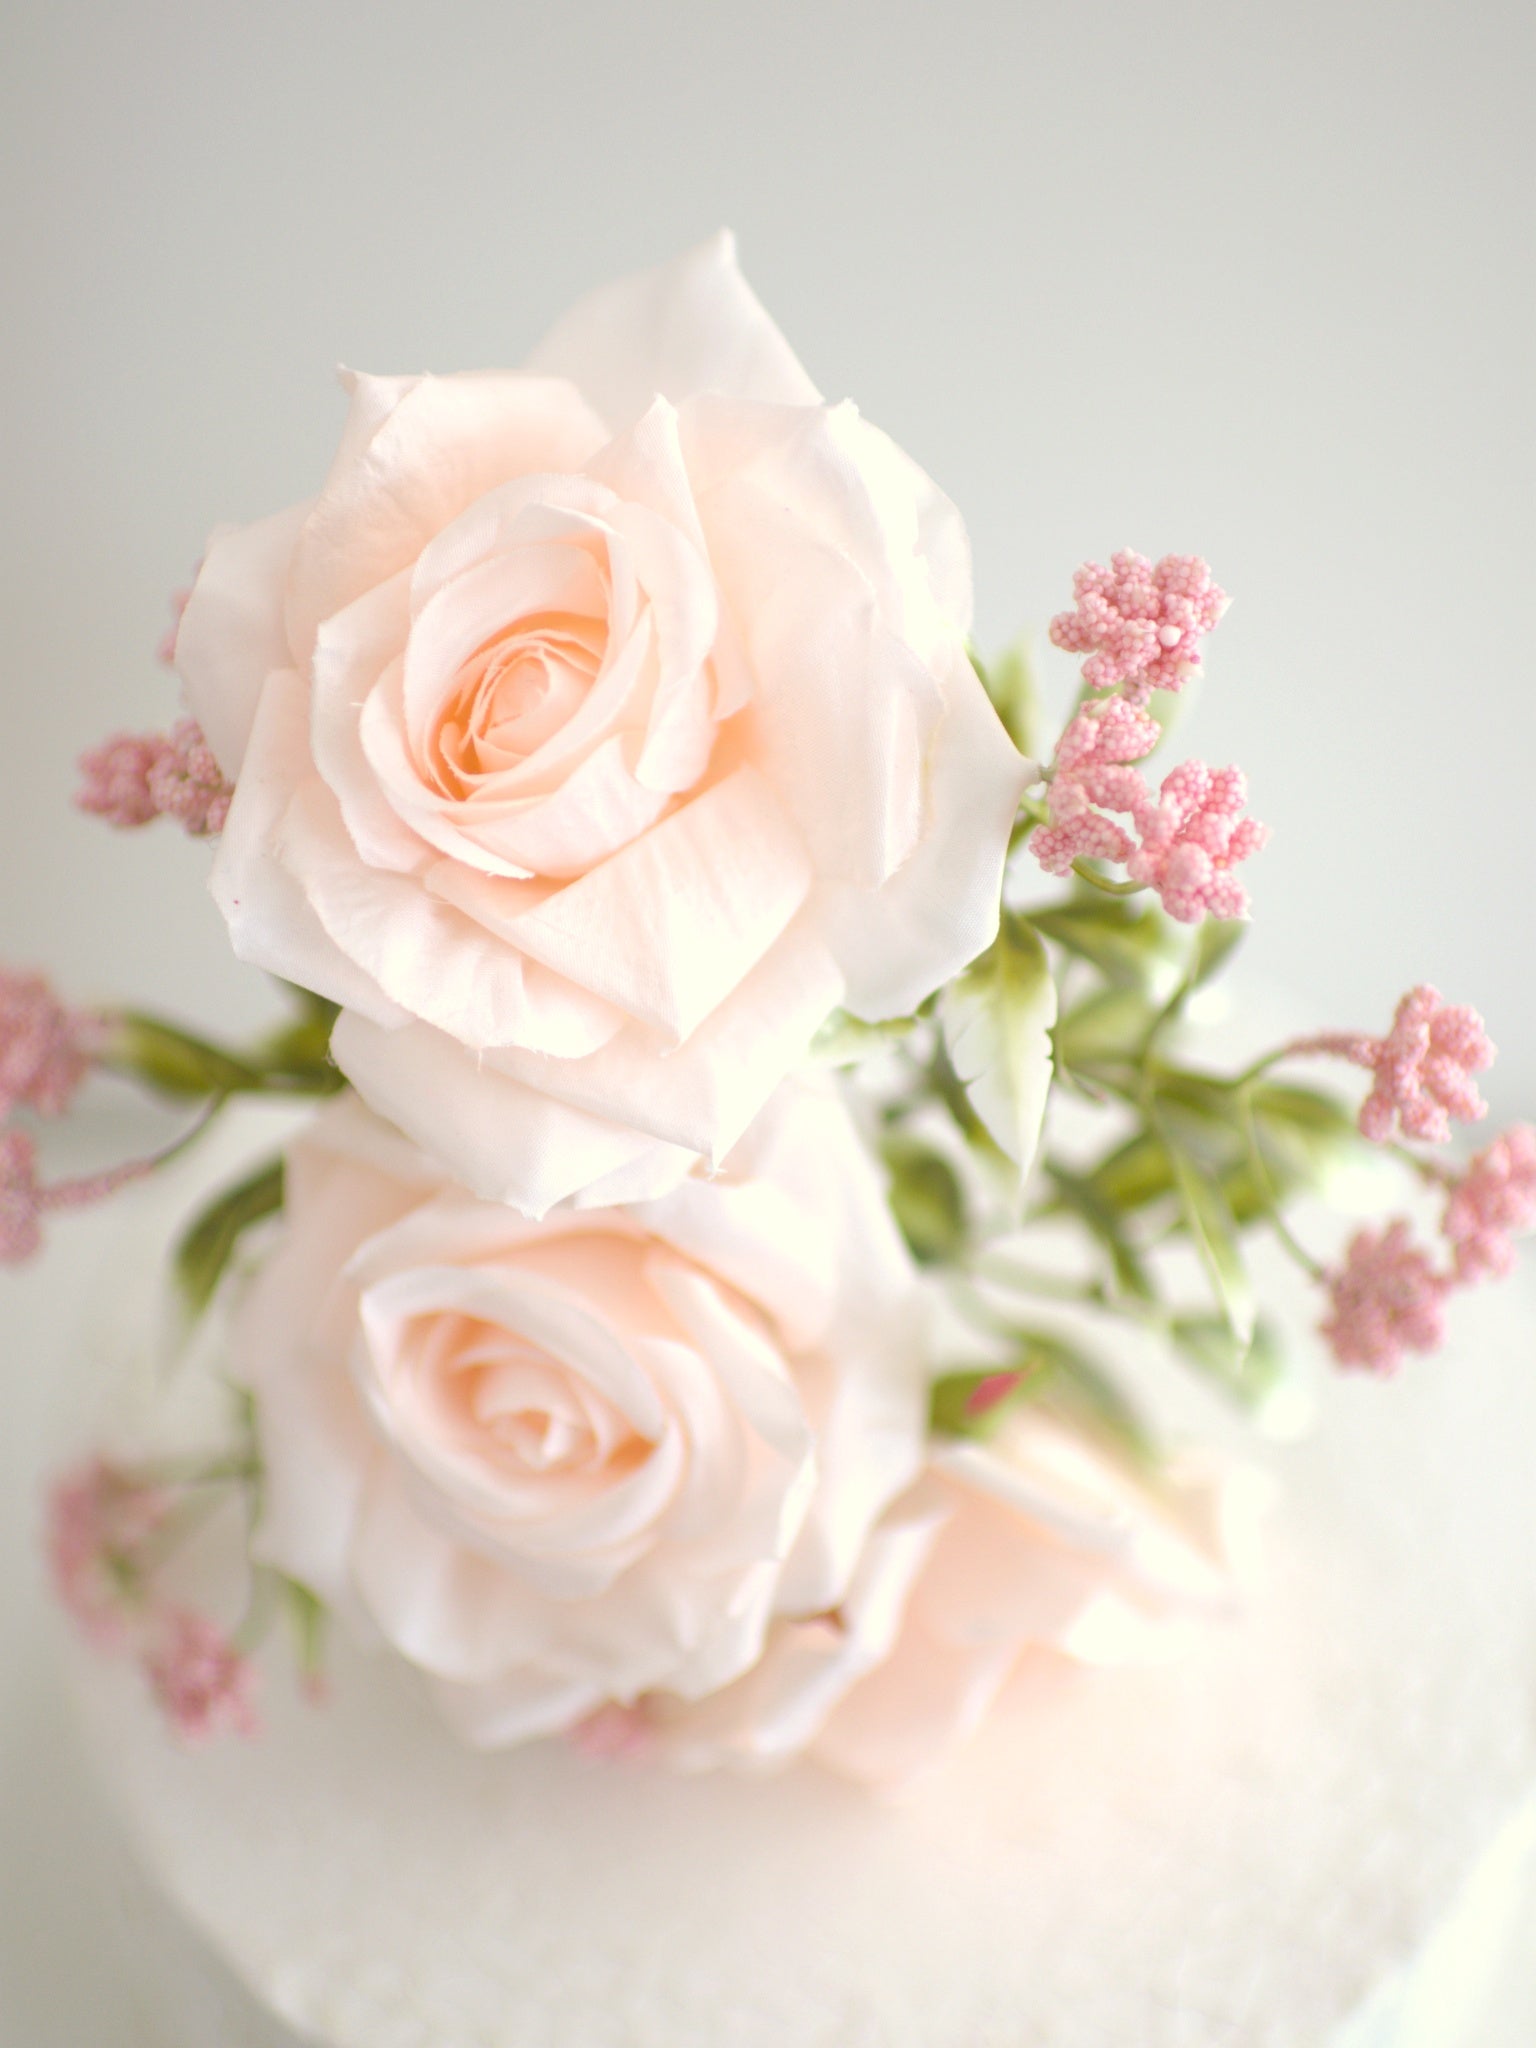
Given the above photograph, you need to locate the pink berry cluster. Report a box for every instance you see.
[0,969,102,1123]
[1032,691,1267,924]
[76,716,232,838]
[0,970,132,1265]
[1049,550,1227,706]
[1304,990,1532,1373]
[46,1457,258,1743]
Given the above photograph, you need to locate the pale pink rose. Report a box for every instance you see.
[658,1409,1267,1785]
[232,1081,925,1747]
[175,234,1027,1214]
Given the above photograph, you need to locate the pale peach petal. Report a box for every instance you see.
[208,671,409,1027]
[481,914,843,1162]
[816,638,1030,1019]
[285,372,608,667]
[329,1010,699,1213]
[419,734,671,881]
[432,1665,607,1749]
[505,767,813,1041]
[698,477,939,887]
[523,230,819,435]
[279,777,535,1051]
[309,576,425,876]
[176,501,309,776]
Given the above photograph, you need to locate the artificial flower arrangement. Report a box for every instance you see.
[12,235,1532,1780]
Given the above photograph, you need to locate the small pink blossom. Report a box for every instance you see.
[1357,987,1493,1144]
[1320,1219,1449,1374]
[1124,761,1268,923]
[143,1608,259,1743]
[0,1130,43,1264]
[1031,697,1158,877]
[0,971,104,1120]
[75,732,167,828]
[569,1700,654,1761]
[45,1458,170,1650]
[76,718,232,837]
[1050,551,1227,705]
[1442,1124,1536,1283]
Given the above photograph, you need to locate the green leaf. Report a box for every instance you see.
[1045,1168,1158,1302]
[939,914,1057,1176]
[1052,985,1161,1069]
[1031,898,1186,999]
[110,1014,263,1098]
[174,1157,285,1318]
[928,1331,1156,1467]
[1171,1314,1287,1411]
[1188,918,1247,990]
[1157,1120,1256,1349]
[971,640,1043,758]
[881,1136,968,1266]
[1035,1335,1160,1469]
[1086,1128,1178,1212]
[809,1010,918,1066]
[281,1575,329,1694]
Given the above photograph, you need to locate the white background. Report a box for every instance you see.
[2,0,1534,2039]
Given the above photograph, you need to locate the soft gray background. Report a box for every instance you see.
[2,0,1534,2040]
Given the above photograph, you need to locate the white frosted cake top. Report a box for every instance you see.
[72,1273,1536,2048]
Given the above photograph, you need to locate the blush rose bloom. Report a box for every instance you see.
[229,1081,926,1746]
[176,234,1028,1213]
[656,1410,1269,1785]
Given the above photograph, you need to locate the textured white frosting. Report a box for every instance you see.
[66,1262,1536,2048]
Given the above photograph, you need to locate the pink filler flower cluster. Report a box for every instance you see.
[1034,554,1267,923]
[46,1458,257,1742]
[1299,989,1536,1373]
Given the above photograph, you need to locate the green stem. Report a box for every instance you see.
[1239,1085,1326,1282]
[1068,861,1146,897]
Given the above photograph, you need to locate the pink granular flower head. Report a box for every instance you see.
[0,971,103,1119]
[1357,986,1494,1145]
[1050,551,1228,706]
[1442,1124,1536,1283]
[45,1457,170,1650]
[0,1129,43,1264]
[144,1608,260,1743]
[1319,1219,1449,1374]
[145,718,234,836]
[570,1700,654,1762]
[1125,761,1268,923]
[76,717,232,837]
[75,732,170,828]
[1031,697,1159,877]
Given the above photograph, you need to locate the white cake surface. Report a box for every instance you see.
[66,1246,1536,2048]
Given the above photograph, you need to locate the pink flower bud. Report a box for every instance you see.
[143,1608,260,1743]
[1442,1124,1536,1282]
[1050,551,1227,705]
[0,970,103,1119]
[1319,1220,1449,1374]
[76,717,232,838]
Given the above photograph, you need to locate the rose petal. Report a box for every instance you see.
[816,638,1029,1019]
[208,671,410,1027]
[523,230,820,436]
[177,502,310,777]
[285,372,608,669]
[330,1009,699,1213]
[505,766,813,1042]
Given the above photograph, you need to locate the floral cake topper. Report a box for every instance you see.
[13,237,1532,1781]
